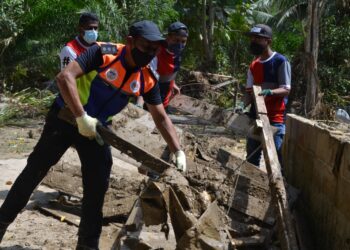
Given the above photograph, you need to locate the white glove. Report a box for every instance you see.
[76,112,98,138]
[173,150,187,172]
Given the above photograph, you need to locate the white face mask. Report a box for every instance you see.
[83,29,98,44]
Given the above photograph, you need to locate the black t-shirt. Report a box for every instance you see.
[76,44,161,105]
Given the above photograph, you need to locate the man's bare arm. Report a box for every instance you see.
[146,103,181,153]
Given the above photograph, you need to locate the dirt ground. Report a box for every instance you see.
[0,117,250,250]
[0,119,120,250]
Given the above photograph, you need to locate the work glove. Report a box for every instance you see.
[172,150,187,172]
[259,89,273,96]
[76,112,98,138]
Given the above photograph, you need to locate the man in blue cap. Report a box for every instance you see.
[136,21,189,111]
[244,24,291,167]
[0,20,186,250]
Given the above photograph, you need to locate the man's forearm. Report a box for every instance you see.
[155,117,181,153]
[147,104,181,153]
[271,87,290,96]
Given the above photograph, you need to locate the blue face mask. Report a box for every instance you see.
[83,29,98,44]
[168,43,185,55]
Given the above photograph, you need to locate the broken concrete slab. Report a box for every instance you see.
[43,147,148,220]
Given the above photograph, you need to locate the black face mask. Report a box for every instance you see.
[131,47,155,67]
[249,42,266,56]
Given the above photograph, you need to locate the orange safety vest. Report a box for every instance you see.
[97,42,157,97]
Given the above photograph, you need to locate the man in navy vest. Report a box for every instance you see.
[0,20,186,250]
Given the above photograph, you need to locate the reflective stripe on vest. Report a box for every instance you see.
[66,38,86,56]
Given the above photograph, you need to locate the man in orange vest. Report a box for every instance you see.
[59,12,99,69]
[0,20,186,250]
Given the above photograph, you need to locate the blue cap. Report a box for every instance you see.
[168,21,188,37]
[129,20,165,42]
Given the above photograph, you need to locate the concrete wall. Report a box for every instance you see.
[283,114,350,250]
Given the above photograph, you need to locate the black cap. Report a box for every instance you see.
[246,24,272,39]
[129,20,165,42]
[168,21,188,37]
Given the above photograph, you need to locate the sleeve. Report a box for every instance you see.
[142,83,162,105]
[59,46,77,70]
[75,44,104,73]
[245,68,254,93]
[278,60,291,89]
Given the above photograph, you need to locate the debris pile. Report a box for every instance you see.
[41,103,279,249]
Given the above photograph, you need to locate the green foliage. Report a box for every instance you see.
[0,0,24,38]
[122,0,178,30]
[0,0,179,93]
[0,0,25,58]
[0,88,55,126]
[1,0,88,91]
[0,0,348,114]
[83,0,128,42]
[319,15,350,107]
[272,22,304,60]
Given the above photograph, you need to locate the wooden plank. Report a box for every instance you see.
[252,85,298,250]
[35,204,80,227]
[97,125,172,174]
[217,148,270,191]
[124,199,143,232]
[57,106,172,174]
[229,235,266,248]
[230,190,275,226]
[168,114,212,125]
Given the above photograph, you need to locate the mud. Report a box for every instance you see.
[0,109,271,249]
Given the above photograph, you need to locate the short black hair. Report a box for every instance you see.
[79,12,99,26]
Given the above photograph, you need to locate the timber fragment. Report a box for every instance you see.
[252,85,298,250]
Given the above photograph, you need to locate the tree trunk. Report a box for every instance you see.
[207,0,214,62]
[201,0,214,66]
[202,0,209,60]
[304,0,325,117]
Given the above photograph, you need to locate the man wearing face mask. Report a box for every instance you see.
[0,20,186,250]
[136,21,188,111]
[59,12,99,70]
[244,24,291,167]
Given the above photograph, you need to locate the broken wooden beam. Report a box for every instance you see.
[57,105,172,174]
[97,125,172,174]
[212,79,236,90]
[168,114,212,126]
[252,85,298,250]
[35,203,80,227]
